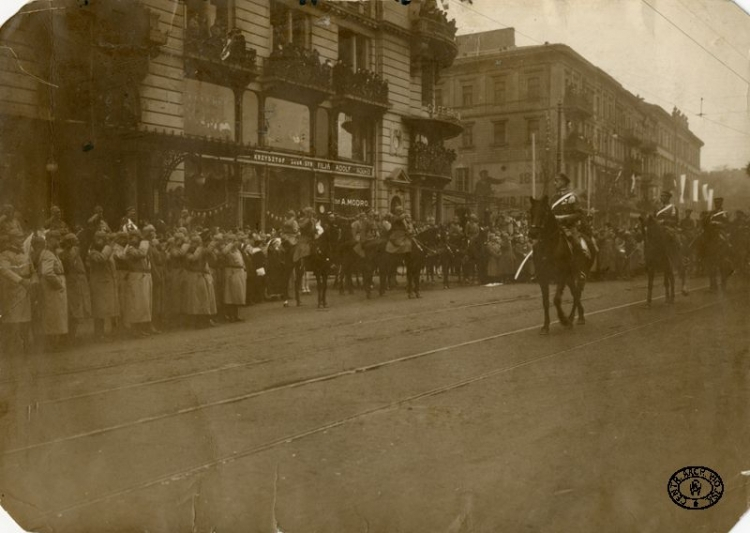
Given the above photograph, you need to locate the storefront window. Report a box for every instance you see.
[315,108,329,157]
[264,98,310,153]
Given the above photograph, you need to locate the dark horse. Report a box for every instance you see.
[699,221,734,292]
[528,197,595,334]
[362,228,431,299]
[640,215,687,306]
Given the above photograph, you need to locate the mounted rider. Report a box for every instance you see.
[385,205,413,254]
[550,173,595,261]
[705,197,729,239]
[465,214,481,241]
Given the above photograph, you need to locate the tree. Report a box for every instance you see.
[746,161,750,178]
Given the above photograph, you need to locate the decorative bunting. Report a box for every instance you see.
[692,180,699,203]
[679,174,686,204]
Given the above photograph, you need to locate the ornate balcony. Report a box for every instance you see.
[640,139,657,154]
[621,128,643,147]
[563,87,593,120]
[403,104,463,142]
[261,43,334,105]
[184,28,259,88]
[409,141,456,186]
[411,1,459,68]
[564,133,594,161]
[331,63,389,117]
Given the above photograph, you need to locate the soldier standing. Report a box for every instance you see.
[87,230,119,340]
[123,231,154,337]
[39,231,68,351]
[222,233,247,322]
[60,233,91,344]
[0,230,34,355]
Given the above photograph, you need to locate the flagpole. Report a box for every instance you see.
[531,133,537,198]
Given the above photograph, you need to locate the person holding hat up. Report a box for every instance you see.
[87,230,119,340]
[60,233,91,344]
[39,230,68,351]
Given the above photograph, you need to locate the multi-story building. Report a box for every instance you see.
[0,0,462,229]
[440,29,703,225]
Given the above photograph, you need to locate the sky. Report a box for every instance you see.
[446,0,750,171]
[0,0,748,171]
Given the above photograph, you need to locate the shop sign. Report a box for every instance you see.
[240,151,373,178]
[334,197,370,208]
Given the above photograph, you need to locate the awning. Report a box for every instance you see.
[334,176,371,189]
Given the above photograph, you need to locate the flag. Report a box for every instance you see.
[679,174,686,204]
[707,188,714,211]
[692,180,699,202]
[630,173,636,194]
[702,183,708,201]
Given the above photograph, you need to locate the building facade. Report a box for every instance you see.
[440,29,703,225]
[0,0,462,230]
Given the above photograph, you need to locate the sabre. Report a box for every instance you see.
[514,250,533,281]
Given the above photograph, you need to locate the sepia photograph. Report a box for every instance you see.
[0,0,749,531]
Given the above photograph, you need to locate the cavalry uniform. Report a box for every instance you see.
[39,247,68,336]
[465,219,480,241]
[551,185,596,265]
[123,239,153,325]
[706,207,729,236]
[385,211,413,254]
[354,215,379,257]
[87,243,119,320]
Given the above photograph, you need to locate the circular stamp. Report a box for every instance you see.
[667,466,724,510]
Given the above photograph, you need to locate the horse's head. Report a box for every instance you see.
[528,195,549,240]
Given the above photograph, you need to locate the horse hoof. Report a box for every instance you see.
[283,301,289,308]
[296,301,302,307]
[577,317,586,325]
[540,327,549,335]
[682,289,689,296]
[415,293,421,299]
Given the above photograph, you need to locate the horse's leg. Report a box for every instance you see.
[379,254,387,296]
[576,279,586,325]
[363,256,372,299]
[664,269,673,304]
[406,255,414,298]
[540,281,550,334]
[567,280,578,324]
[414,257,422,298]
[554,280,571,328]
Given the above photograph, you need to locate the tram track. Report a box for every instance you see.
[30,294,726,520]
[1,285,711,457]
[0,290,540,387]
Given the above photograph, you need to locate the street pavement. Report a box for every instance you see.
[0,275,748,533]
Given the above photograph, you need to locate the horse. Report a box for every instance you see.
[527,197,595,334]
[640,215,688,306]
[306,225,337,308]
[699,222,734,292]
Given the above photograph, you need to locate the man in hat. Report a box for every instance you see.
[221,233,246,321]
[120,206,139,233]
[44,206,70,234]
[385,205,413,254]
[88,230,119,340]
[39,230,68,351]
[550,173,595,265]
[87,205,111,234]
[60,233,91,344]
[123,230,155,336]
[0,229,34,354]
[0,204,24,237]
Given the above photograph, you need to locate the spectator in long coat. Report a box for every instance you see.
[123,231,154,336]
[184,234,217,328]
[60,233,91,343]
[144,225,164,331]
[166,232,187,326]
[87,230,119,340]
[111,232,130,332]
[0,230,34,354]
[39,230,68,350]
[222,233,246,321]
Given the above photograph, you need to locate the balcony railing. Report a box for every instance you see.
[184,28,258,85]
[332,63,389,105]
[411,2,459,67]
[640,139,657,154]
[563,87,593,118]
[622,128,643,146]
[409,141,456,181]
[565,133,594,159]
[265,43,333,92]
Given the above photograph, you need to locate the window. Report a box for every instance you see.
[493,78,506,104]
[186,0,232,39]
[271,1,309,50]
[527,76,540,100]
[461,84,473,107]
[493,121,507,146]
[338,29,369,71]
[422,63,438,106]
[455,168,470,192]
[462,123,474,148]
[264,97,310,152]
[337,113,372,163]
[526,118,540,144]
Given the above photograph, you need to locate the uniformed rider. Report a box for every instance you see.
[550,173,594,260]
